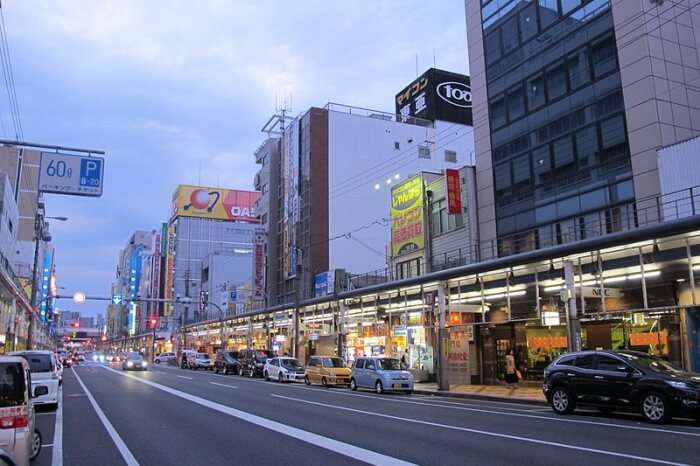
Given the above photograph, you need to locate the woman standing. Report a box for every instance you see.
[505,350,518,387]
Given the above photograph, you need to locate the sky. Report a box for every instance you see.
[3,1,469,317]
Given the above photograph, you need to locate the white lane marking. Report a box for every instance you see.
[278,386,700,438]
[210,382,238,389]
[100,366,415,466]
[50,386,62,466]
[65,394,86,397]
[272,394,693,466]
[72,368,140,466]
[176,376,193,380]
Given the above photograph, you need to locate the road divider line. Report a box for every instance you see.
[271,394,692,466]
[100,366,415,466]
[210,382,238,389]
[51,386,63,466]
[72,368,140,466]
[176,375,193,380]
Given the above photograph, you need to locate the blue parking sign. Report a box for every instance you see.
[80,158,102,188]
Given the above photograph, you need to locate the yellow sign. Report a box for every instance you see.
[171,185,260,222]
[391,176,424,256]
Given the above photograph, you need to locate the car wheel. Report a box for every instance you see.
[278,373,284,383]
[375,380,384,394]
[350,378,357,391]
[30,428,41,460]
[155,359,160,364]
[322,377,328,388]
[550,386,575,415]
[237,366,243,376]
[305,376,310,385]
[641,391,670,424]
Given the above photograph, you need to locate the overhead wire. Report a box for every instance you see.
[0,3,22,141]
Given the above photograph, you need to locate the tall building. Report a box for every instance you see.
[168,185,260,327]
[466,0,700,258]
[257,89,474,305]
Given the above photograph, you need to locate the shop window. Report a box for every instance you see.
[527,74,545,110]
[567,49,591,90]
[546,62,568,101]
[485,30,502,65]
[592,35,617,78]
[507,85,526,121]
[600,115,625,149]
[501,16,519,55]
[552,136,574,167]
[495,162,512,191]
[539,0,559,29]
[519,2,538,42]
[490,97,507,128]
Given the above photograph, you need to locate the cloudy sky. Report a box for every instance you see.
[4,1,469,317]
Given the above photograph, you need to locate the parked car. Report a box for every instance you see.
[213,351,239,375]
[305,356,351,387]
[544,350,700,423]
[0,356,44,465]
[188,353,213,370]
[264,357,306,383]
[154,352,176,365]
[238,349,274,377]
[9,351,60,410]
[350,357,414,394]
[180,350,198,369]
[122,353,148,371]
[60,354,73,368]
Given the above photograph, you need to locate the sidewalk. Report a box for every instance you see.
[413,382,547,405]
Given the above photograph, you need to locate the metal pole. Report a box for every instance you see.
[687,239,697,306]
[27,211,41,350]
[564,260,581,352]
[437,281,449,391]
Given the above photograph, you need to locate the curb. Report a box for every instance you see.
[412,388,548,406]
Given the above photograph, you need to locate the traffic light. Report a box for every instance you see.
[73,321,80,328]
[149,318,157,328]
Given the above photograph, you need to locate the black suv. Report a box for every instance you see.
[214,350,240,375]
[544,350,700,423]
[238,349,274,377]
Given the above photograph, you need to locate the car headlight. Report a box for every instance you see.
[142,362,148,367]
[667,380,689,389]
[127,361,134,367]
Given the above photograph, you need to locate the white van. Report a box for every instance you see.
[0,356,44,465]
[9,351,59,410]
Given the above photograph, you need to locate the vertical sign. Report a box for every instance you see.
[163,226,175,316]
[151,233,162,315]
[252,228,266,309]
[128,246,143,336]
[39,249,53,322]
[445,168,462,215]
[282,120,300,279]
[391,175,424,257]
[199,290,209,313]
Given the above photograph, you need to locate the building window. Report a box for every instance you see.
[444,150,457,163]
[592,35,617,78]
[501,16,519,55]
[512,154,531,185]
[507,85,526,121]
[546,62,567,101]
[418,145,431,159]
[600,115,625,149]
[527,74,545,110]
[519,3,538,42]
[561,0,581,15]
[485,30,502,65]
[394,141,400,150]
[539,0,559,29]
[494,162,512,191]
[7,219,11,235]
[567,49,591,90]
[490,97,507,128]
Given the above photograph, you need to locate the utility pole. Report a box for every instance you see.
[563,260,582,352]
[436,282,449,391]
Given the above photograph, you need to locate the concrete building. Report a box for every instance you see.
[0,174,19,269]
[257,96,474,305]
[168,185,260,328]
[465,0,700,258]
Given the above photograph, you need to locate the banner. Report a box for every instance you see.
[445,168,462,215]
[391,175,424,257]
[171,185,260,222]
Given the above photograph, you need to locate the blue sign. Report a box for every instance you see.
[112,294,123,305]
[39,250,53,322]
[39,152,104,197]
[80,158,102,188]
[314,271,335,297]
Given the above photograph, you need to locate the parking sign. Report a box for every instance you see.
[39,152,104,197]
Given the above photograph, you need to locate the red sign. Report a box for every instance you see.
[445,169,462,215]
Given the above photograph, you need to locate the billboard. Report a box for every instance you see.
[314,271,335,298]
[445,168,462,215]
[395,68,473,126]
[162,226,175,316]
[252,228,266,308]
[171,185,260,222]
[391,176,425,257]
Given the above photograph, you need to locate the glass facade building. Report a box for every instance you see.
[480,0,636,255]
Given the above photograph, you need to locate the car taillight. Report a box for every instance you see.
[0,407,27,429]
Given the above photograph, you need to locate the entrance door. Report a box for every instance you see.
[495,339,511,382]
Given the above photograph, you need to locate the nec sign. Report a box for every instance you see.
[395,68,473,126]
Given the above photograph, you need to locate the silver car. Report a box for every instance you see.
[350,357,414,394]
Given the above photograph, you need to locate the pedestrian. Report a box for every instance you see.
[505,350,518,387]
[400,349,409,369]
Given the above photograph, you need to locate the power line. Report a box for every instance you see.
[0,3,22,141]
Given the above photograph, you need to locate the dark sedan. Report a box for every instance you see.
[544,350,700,423]
[122,353,148,371]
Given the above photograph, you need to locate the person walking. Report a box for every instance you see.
[505,350,518,387]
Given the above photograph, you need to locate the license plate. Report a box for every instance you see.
[393,383,402,389]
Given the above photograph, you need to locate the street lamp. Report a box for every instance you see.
[72,292,87,304]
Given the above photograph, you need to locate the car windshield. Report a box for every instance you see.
[17,353,53,373]
[254,351,272,361]
[280,359,303,370]
[196,353,209,359]
[376,359,401,370]
[322,358,346,368]
[618,353,683,374]
[127,355,144,362]
[0,363,25,407]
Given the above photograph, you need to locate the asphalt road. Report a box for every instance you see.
[48,362,700,466]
